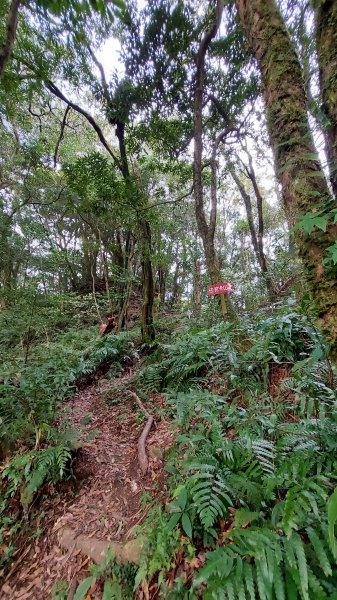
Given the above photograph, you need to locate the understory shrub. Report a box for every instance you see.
[0,327,137,518]
[135,310,337,599]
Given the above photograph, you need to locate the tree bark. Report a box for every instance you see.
[236,0,337,359]
[193,0,232,319]
[0,0,21,77]
[315,0,337,198]
[111,121,155,343]
[171,258,181,306]
[139,217,155,343]
[230,164,275,301]
[158,267,167,304]
[193,259,202,317]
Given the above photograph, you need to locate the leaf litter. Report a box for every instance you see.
[1,370,174,598]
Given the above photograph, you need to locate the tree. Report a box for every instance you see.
[315,0,337,197]
[193,0,231,319]
[229,160,275,302]
[0,0,21,77]
[236,0,337,359]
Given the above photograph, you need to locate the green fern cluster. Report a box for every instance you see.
[166,382,337,596]
[137,314,337,598]
[77,331,136,378]
[136,322,237,394]
[2,444,72,507]
[193,527,337,600]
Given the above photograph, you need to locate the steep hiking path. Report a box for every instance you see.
[2,370,174,599]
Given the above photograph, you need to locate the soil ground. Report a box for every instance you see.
[1,370,174,599]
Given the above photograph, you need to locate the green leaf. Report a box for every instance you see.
[102,580,123,600]
[165,465,178,474]
[292,534,309,600]
[112,0,126,9]
[326,241,337,265]
[73,576,94,600]
[306,528,332,577]
[296,212,329,234]
[328,487,337,558]
[181,512,192,538]
[177,486,188,511]
[167,511,181,531]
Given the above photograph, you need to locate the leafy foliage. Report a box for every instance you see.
[2,443,72,507]
[0,294,136,516]
[136,313,337,598]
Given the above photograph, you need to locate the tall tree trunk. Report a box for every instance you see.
[315,0,337,198]
[139,217,155,342]
[0,0,21,77]
[113,121,155,343]
[193,0,232,319]
[193,259,202,317]
[236,0,337,359]
[158,267,167,304]
[171,259,181,306]
[230,166,275,301]
[116,240,135,333]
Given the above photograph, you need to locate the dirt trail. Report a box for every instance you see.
[2,371,173,599]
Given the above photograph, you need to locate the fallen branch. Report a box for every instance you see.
[127,390,154,474]
[138,415,154,474]
[58,527,144,565]
[128,390,151,418]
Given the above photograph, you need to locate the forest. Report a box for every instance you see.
[1,0,337,597]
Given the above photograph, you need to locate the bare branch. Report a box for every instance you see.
[88,46,109,99]
[46,80,122,171]
[54,105,70,168]
[139,185,194,212]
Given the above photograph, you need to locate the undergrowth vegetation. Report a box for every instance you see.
[2,292,337,599]
[0,293,138,542]
[130,309,337,599]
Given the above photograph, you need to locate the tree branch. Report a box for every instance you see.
[54,105,70,168]
[139,186,194,212]
[0,0,21,77]
[88,46,109,100]
[210,127,233,236]
[46,80,122,171]
[193,0,224,248]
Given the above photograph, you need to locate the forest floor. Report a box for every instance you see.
[1,368,174,599]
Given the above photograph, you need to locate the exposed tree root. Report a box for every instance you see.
[58,527,144,565]
[128,390,151,418]
[128,390,155,474]
[138,415,154,474]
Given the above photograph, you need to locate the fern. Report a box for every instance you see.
[136,364,162,393]
[192,528,336,600]
[135,319,337,597]
[3,444,72,506]
[187,458,232,530]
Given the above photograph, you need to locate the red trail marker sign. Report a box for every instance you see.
[207,282,232,296]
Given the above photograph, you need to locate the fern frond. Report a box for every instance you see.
[243,561,256,600]
[306,527,332,577]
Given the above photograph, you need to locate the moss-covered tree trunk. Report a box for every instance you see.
[236,0,337,359]
[315,0,337,198]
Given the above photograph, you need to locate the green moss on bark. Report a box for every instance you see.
[315,0,337,197]
[236,0,337,359]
